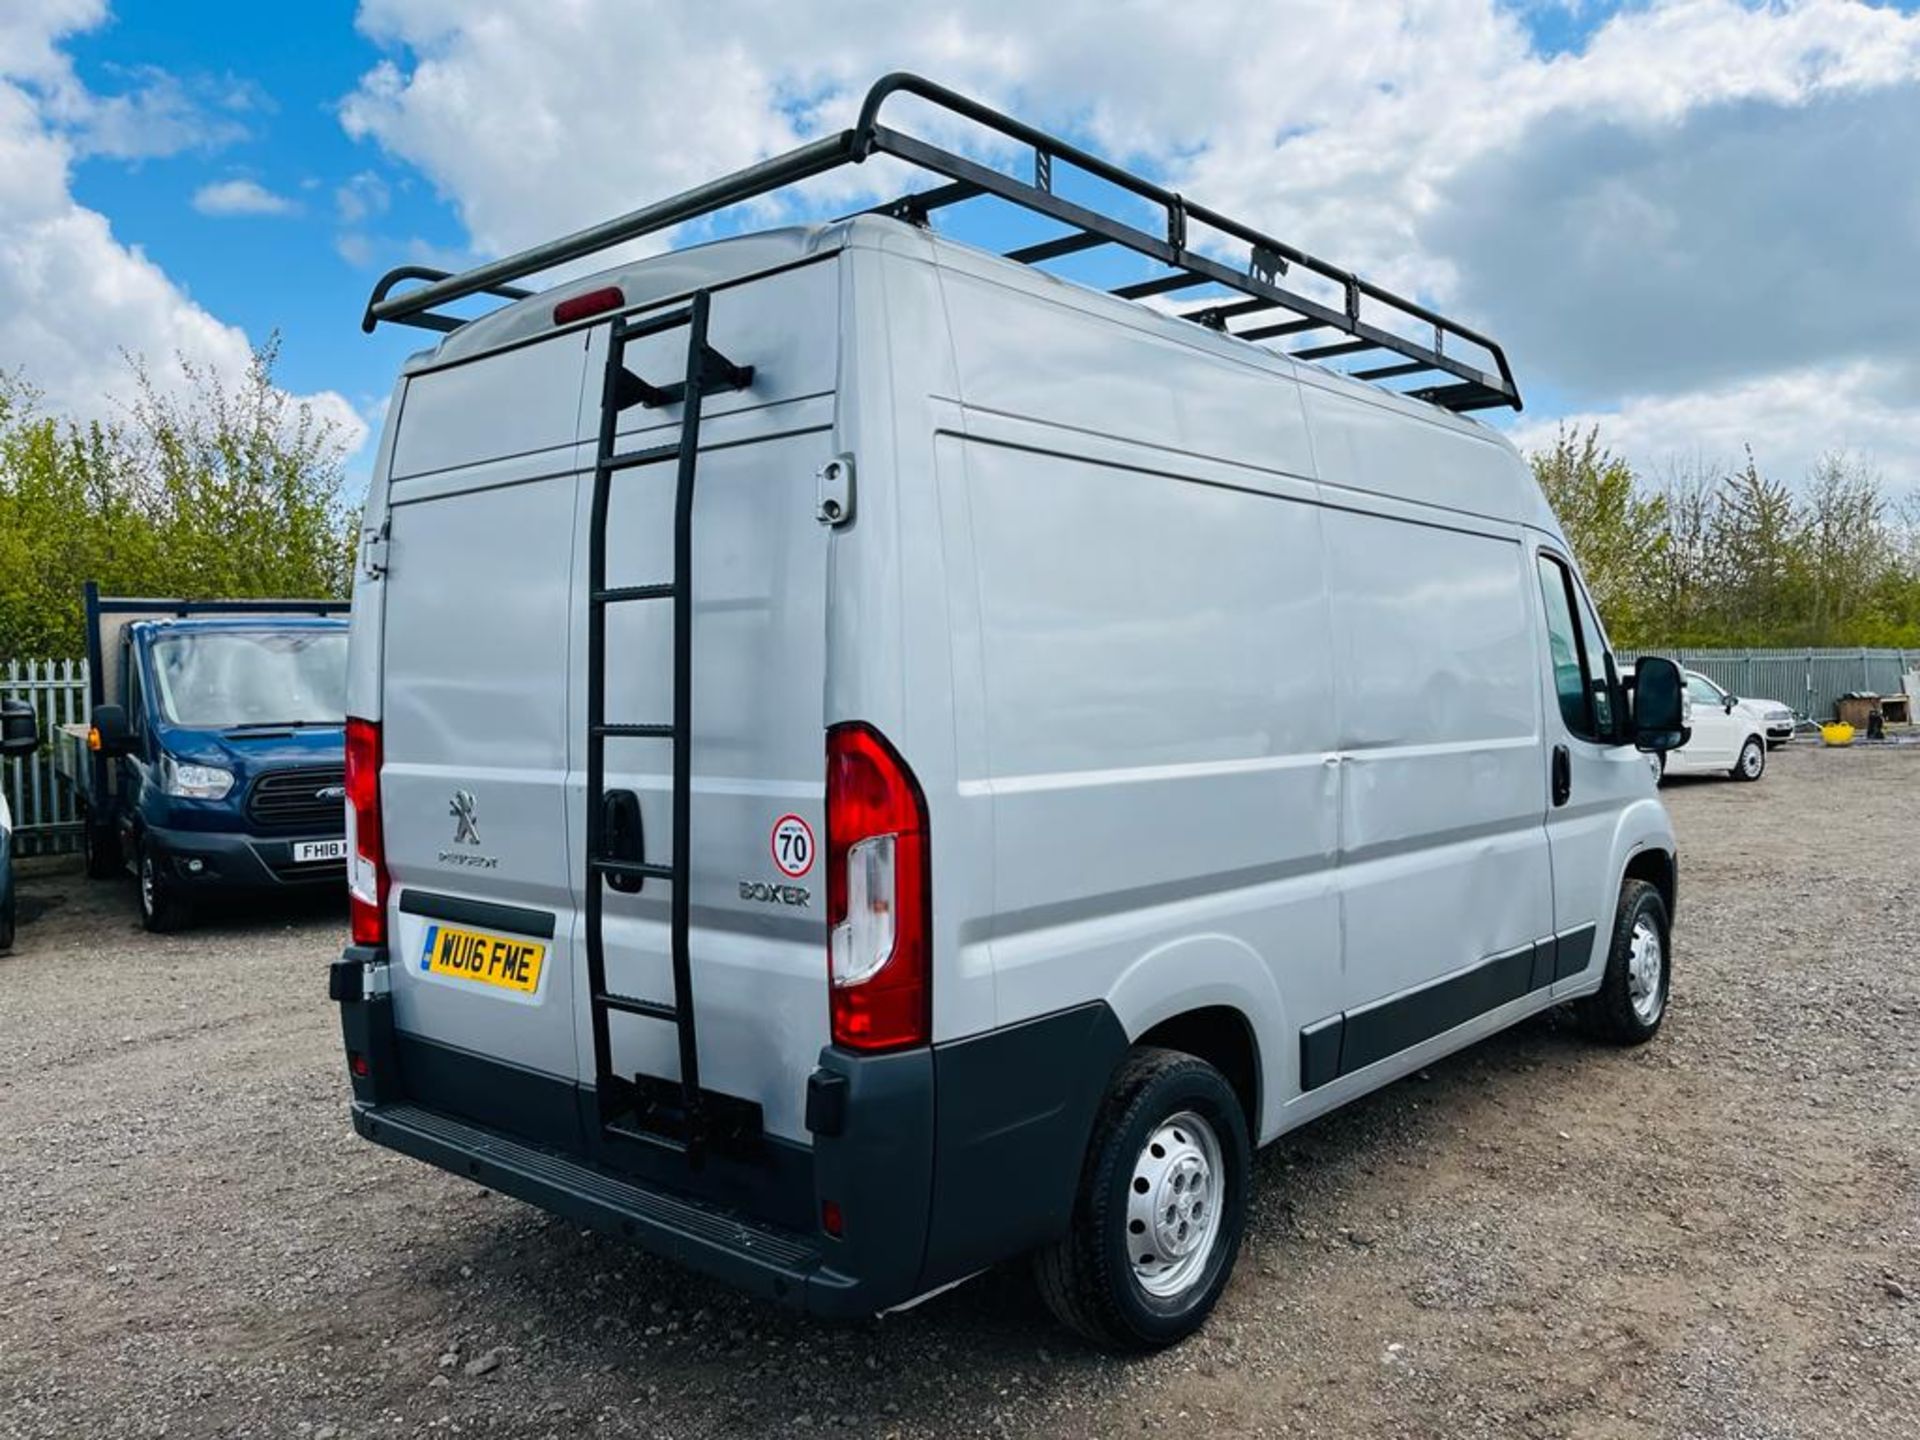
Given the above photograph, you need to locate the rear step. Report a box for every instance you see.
[355,1102,821,1296]
[582,289,760,1165]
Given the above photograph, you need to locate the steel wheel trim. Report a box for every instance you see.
[1627,913,1665,1024]
[1126,1110,1226,1299]
[1742,743,1764,778]
[140,854,156,918]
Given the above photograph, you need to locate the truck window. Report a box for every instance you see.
[1535,554,1618,740]
[124,642,145,738]
[148,631,349,729]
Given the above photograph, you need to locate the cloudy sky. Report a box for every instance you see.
[3,0,1918,493]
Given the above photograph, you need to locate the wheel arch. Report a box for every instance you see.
[1105,933,1285,1141]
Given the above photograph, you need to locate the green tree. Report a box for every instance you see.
[1530,425,1668,645]
[0,341,353,657]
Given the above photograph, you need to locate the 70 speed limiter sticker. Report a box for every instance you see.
[770,814,815,876]
[742,814,816,908]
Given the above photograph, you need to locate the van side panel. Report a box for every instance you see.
[1321,502,1554,1045]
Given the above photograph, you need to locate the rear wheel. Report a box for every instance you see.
[1034,1048,1249,1350]
[138,837,191,933]
[1730,736,1766,781]
[1575,878,1669,1045]
[0,883,15,953]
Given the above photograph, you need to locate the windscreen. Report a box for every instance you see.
[148,630,348,728]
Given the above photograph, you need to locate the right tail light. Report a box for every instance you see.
[825,723,929,1051]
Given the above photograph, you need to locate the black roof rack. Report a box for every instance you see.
[361,73,1520,414]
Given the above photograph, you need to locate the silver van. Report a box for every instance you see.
[332,75,1689,1348]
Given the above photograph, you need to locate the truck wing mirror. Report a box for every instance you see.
[0,698,38,758]
[1632,657,1689,753]
[89,703,133,758]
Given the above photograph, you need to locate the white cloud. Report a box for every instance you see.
[1506,361,1920,492]
[338,0,1920,487]
[191,177,296,217]
[0,3,365,454]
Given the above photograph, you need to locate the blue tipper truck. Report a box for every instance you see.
[54,583,350,931]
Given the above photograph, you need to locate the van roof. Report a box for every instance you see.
[368,73,1520,418]
[405,215,1517,460]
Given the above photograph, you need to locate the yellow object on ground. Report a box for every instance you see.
[1821,722,1855,746]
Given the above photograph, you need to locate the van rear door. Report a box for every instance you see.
[576,264,839,1147]
[379,332,594,1100]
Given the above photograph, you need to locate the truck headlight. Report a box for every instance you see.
[162,755,234,800]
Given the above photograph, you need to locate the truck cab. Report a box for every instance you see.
[57,588,350,931]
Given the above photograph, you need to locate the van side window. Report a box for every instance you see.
[1535,556,1590,734]
[1569,581,1617,736]
[1535,554,1618,740]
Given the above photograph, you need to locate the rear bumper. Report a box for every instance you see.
[351,1099,853,1313]
[146,821,345,890]
[334,948,1128,1319]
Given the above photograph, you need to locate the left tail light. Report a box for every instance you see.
[345,717,387,947]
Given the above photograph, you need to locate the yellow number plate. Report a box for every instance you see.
[421,923,546,994]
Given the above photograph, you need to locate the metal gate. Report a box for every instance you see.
[1628,648,1920,723]
[1,659,86,857]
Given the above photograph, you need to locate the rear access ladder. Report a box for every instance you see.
[583,290,756,1163]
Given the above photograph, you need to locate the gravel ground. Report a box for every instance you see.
[3,742,1917,1439]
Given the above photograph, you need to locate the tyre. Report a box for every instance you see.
[82,816,122,879]
[1730,736,1766,782]
[1034,1048,1250,1350]
[1574,878,1669,1045]
[0,884,14,954]
[138,837,191,933]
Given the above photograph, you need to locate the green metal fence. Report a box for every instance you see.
[1626,648,1919,722]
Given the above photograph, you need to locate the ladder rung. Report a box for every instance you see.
[593,583,674,604]
[594,722,674,739]
[593,858,673,881]
[595,991,680,1023]
[616,308,692,343]
[605,442,680,470]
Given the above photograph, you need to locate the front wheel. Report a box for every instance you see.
[1034,1048,1250,1350]
[138,838,191,933]
[1730,736,1766,782]
[1575,879,1670,1044]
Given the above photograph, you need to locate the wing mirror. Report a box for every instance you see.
[89,703,133,758]
[0,698,38,758]
[1631,657,1689,753]
[1723,695,1739,713]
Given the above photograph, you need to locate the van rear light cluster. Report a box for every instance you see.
[344,717,388,947]
[825,723,930,1051]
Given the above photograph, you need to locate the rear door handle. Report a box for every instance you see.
[1551,744,1572,807]
[601,789,646,893]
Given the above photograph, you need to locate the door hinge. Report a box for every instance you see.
[815,454,854,527]
[360,518,390,579]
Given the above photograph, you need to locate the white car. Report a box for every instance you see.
[1656,669,1775,781]
[1685,670,1795,749]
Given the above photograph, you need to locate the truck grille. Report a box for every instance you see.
[247,765,346,832]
